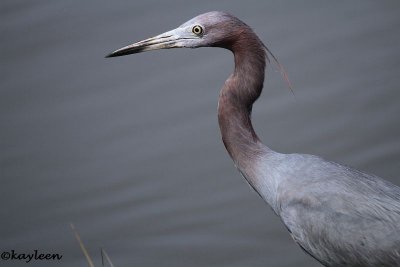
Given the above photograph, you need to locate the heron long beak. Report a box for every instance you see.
[106,28,189,58]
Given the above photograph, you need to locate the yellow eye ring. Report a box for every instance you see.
[192,25,203,36]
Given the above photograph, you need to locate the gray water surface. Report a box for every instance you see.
[1,1,400,266]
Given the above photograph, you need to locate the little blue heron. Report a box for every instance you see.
[107,11,400,266]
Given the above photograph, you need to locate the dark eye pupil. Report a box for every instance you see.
[193,26,202,35]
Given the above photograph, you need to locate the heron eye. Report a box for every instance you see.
[192,25,203,36]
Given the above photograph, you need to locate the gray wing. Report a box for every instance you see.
[276,154,400,267]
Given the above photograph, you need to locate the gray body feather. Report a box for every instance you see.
[252,151,400,266]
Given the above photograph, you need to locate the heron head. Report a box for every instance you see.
[106,11,247,57]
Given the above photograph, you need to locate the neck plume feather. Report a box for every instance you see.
[217,27,268,177]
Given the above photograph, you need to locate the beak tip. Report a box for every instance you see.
[105,47,145,58]
[105,52,117,58]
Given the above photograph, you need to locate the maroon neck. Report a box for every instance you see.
[217,29,268,171]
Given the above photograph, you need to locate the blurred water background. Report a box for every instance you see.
[1,1,399,266]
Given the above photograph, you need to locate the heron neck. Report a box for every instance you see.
[217,33,269,174]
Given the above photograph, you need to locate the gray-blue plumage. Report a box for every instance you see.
[254,151,400,266]
[107,11,400,267]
